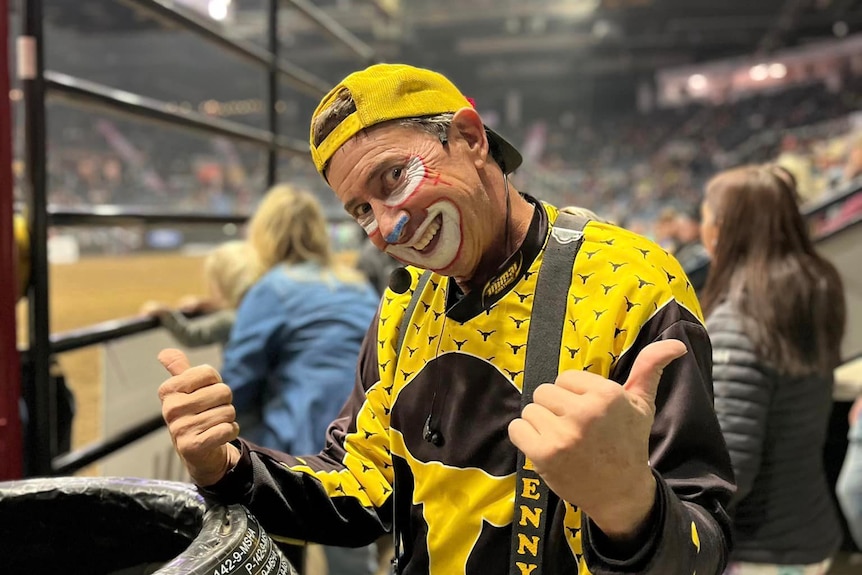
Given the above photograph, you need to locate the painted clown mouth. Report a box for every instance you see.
[387,201,461,271]
[410,213,442,253]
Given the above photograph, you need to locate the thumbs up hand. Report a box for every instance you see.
[157,348,241,487]
[508,339,687,541]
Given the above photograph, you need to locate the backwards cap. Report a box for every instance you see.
[309,63,522,176]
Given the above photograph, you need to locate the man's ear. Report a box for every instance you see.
[452,107,489,167]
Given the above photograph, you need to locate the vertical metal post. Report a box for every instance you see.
[21,0,55,476]
[266,0,279,187]
[0,0,24,480]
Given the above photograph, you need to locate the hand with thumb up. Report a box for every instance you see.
[508,339,688,542]
[157,348,241,487]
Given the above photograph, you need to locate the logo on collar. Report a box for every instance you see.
[482,252,523,303]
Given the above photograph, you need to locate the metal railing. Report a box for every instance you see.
[42,182,862,476]
[20,308,211,476]
[15,0,375,477]
[804,178,862,219]
[45,72,308,155]
[120,0,332,96]
[47,206,250,228]
[47,313,197,476]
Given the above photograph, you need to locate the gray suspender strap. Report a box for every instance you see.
[509,211,590,575]
[390,269,431,574]
[395,269,432,360]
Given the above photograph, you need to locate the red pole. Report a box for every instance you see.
[0,0,24,480]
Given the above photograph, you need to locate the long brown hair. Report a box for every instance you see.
[700,164,845,377]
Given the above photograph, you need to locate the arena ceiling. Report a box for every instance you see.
[35,0,862,120]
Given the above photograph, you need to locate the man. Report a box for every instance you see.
[776,134,815,203]
[158,63,734,574]
[672,205,710,295]
[652,207,678,253]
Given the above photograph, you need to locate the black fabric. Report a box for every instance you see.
[447,197,547,323]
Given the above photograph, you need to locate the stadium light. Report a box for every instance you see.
[768,63,787,79]
[687,74,708,92]
[749,64,769,82]
[208,0,231,21]
[833,21,849,38]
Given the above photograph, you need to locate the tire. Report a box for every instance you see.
[0,477,297,575]
[159,503,298,575]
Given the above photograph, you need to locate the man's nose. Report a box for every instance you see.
[377,208,411,244]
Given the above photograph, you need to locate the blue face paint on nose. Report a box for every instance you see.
[385,213,410,244]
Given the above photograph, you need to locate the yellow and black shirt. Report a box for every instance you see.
[205,197,735,575]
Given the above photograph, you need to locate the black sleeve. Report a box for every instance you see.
[583,307,735,574]
[198,315,394,548]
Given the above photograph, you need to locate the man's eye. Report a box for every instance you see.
[355,203,372,218]
[383,166,404,187]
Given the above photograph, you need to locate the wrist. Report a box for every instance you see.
[589,470,657,542]
[193,443,241,487]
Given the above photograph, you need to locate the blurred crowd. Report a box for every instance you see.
[513,75,862,238]
[11,76,858,244]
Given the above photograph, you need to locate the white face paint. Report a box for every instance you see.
[386,200,462,272]
[354,155,427,239]
[384,156,426,208]
[358,214,378,236]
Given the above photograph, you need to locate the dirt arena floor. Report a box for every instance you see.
[18,252,209,460]
[16,250,377,573]
[17,250,357,471]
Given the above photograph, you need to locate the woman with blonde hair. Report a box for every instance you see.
[223,184,379,575]
[248,183,363,280]
[225,183,377,452]
[142,240,263,347]
[700,164,846,575]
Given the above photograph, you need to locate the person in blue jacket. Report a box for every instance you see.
[221,184,379,573]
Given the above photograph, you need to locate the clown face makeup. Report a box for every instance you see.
[354,155,426,239]
[351,157,463,271]
[347,153,463,270]
[385,200,462,272]
[329,120,505,280]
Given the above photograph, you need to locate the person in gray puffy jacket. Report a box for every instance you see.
[699,164,847,575]
[837,395,862,550]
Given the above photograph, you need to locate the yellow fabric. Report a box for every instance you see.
[280,203,703,573]
[14,213,29,301]
[310,64,472,173]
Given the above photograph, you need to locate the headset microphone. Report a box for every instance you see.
[389,267,445,447]
[423,414,444,446]
[388,267,412,295]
